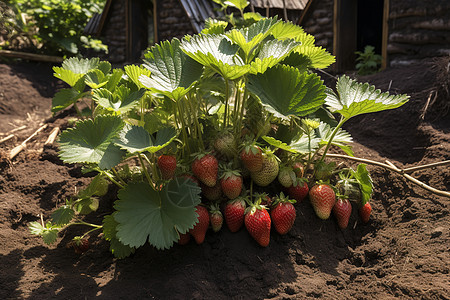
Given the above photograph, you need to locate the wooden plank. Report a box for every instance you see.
[381,0,389,69]
[0,50,63,63]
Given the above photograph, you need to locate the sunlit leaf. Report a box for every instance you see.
[115,125,177,154]
[141,39,203,101]
[51,88,83,113]
[93,87,145,114]
[51,205,74,226]
[73,197,99,215]
[352,164,373,204]
[124,65,151,89]
[317,122,353,156]
[202,18,228,35]
[85,69,108,89]
[249,38,300,74]
[28,222,59,245]
[325,75,409,119]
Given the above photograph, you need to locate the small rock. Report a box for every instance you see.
[430,226,444,238]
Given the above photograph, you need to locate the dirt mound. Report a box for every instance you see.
[0,60,448,299]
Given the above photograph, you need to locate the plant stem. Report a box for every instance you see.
[138,153,154,187]
[326,153,450,198]
[80,226,103,239]
[112,168,127,186]
[223,79,230,130]
[319,116,348,162]
[103,172,124,189]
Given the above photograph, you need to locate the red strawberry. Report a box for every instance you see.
[309,184,336,220]
[177,232,191,245]
[245,204,271,247]
[271,193,296,235]
[67,237,89,254]
[240,143,263,172]
[220,169,242,200]
[292,162,305,178]
[287,179,309,202]
[157,154,177,180]
[255,192,272,207]
[189,205,210,244]
[209,204,223,232]
[251,152,279,187]
[224,197,246,232]
[191,153,218,187]
[359,202,372,223]
[332,198,352,229]
[201,182,222,202]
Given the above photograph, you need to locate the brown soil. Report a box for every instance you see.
[0,59,449,300]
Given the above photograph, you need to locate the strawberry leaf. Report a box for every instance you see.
[51,205,74,226]
[181,34,250,80]
[93,87,145,114]
[28,222,59,245]
[140,38,203,101]
[58,115,126,170]
[85,69,108,89]
[352,164,373,204]
[202,18,228,35]
[51,88,83,113]
[103,214,135,258]
[124,65,151,89]
[317,122,353,156]
[115,126,177,154]
[261,136,296,152]
[325,75,409,119]
[78,173,109,198]
[114,177,202,250]
[247,64,325,120]
[271,21,315,45]
[73,197,99,215]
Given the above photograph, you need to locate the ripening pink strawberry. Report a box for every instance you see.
[220,169,242,200]
[309,184,336,220]
[240,143,263,172]
[359,202,372,223]
[209,204,223,232]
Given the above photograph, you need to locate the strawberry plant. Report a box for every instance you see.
[30,7,415,256]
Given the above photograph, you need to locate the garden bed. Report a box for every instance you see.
[0,59,448,299]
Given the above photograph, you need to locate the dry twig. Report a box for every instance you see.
[9,124,48,160]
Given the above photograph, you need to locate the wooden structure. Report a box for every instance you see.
[299,0,450,72]
[84,0,223,63]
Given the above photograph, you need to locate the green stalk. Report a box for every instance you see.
[223,79,230,130]
[103,171,124,189]
[188,94,205,150]
[176,99,191,156]
[138,153,154,187]
[319,116,348,162]
[237,81,249,136]
[112,168,127,186]
[80,226,103,239]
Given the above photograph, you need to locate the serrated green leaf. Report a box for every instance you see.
[181,34,250,80]
[124,65,151,89]
[289,45,336,70]
[93,87,145,114]
[102,214,135,258]
[317,122,354,156]
[114,178,201,250]
[226,17,279,58]
[105,68,125,92]
[62,57,100,74]
[51,88,83,113]
[141,39,203,101]
[202,18,228,35]
[29,222,59,245]
[79,173,109,197]
[289,134,320,154]
[247,65,326,120]
[51,205,74,226]
[325,75,410,119]
[249,39,301,74]
[73,197,99,215]
[115,125,177,154]
[58,115,125,169]
[224,0,249,10]
[261,136,296,152]
[271,21,315,46]
[53,67,84,87]
[98,61,112,75]
[352,164,373,204]
[85,69,108,89]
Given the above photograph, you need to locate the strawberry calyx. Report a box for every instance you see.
[272,192,296,207]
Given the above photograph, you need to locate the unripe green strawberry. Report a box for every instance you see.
[224,197,246,232]
[220,169,242,200]
[287,179,309,202]
[359,202,372,223]
[271,193,296,235]
[251,152,279,187]
[278,167,296,188]
[157,154,177,180]
[189,205,210,244]
[245,204,271,247]
[191,153,218,187]
[209,204,223,232]
[240,143,263,172]
[332,198,352,229]
[309,184,336,220]
[213,131,235,159]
